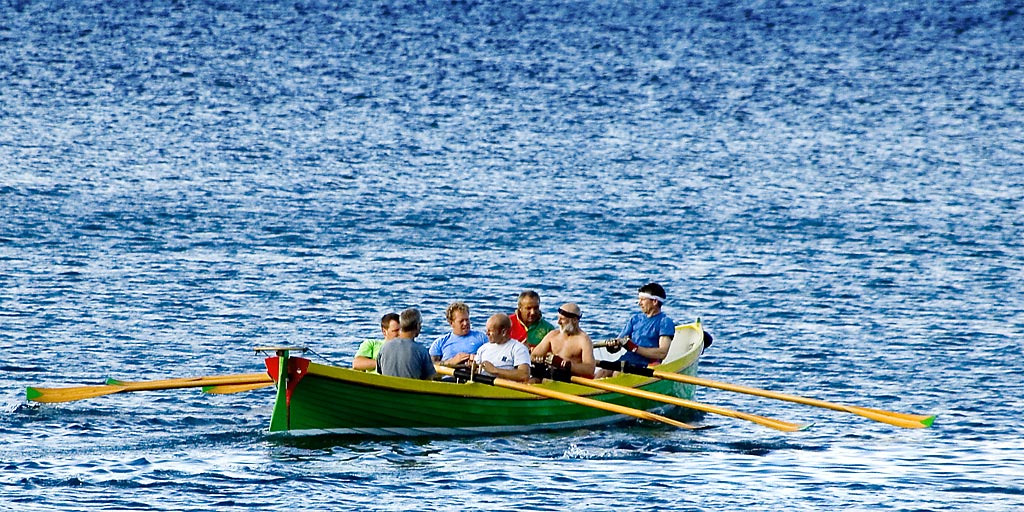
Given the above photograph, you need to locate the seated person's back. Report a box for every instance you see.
[377,308,435,380]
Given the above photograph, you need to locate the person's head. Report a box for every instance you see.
[516,290,543,326]
[445,302,471,336]
[485,313,512,345]
[638,282,666,316]
[556,303,582,335]
[399,308,422,336]
[380,313,400,340]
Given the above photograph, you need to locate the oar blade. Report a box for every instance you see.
[26,384,127,403]
[858,406,936,425]
[682,423,717,431]
[846,406,932,429]
[725,411,812,432]
[732,414,811,433]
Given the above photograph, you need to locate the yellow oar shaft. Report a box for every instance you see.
[500,378,700,430]
[109,373,272,390]
[27,373,273,403]
[434,365,704,431]
[570,376,809,432]
[650,370,933,429]
[203,382,275,394]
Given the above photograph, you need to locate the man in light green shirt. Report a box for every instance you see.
[353,312,400,372]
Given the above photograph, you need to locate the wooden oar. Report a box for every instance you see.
[203,381,275,394]
[26,373,273,403]
[104,373,272,388]
[434,365,711,431]
[598,361,934,429]
[567,375,811,432]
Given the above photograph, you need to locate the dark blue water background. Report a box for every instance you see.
[2,0,1022,510]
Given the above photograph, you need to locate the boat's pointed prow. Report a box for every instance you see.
[662,319,704,364]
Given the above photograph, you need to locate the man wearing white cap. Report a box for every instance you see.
[606,282,675,367]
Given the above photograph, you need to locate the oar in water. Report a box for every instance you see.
[565,374,811,432]
[26,373,273,403]
[597,360,935,429]
[434,365,712,431]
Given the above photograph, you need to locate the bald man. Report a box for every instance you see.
[530,303,596,378]
[475,313,532,382]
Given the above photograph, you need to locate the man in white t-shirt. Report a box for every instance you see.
[475,313,531,382]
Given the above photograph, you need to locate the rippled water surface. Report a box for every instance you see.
[2,0,1022,510]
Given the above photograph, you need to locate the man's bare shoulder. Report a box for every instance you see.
[540,329,562,342]
[571,331,592,346]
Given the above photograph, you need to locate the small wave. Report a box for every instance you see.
[562,443,655,461]
[944,486,1024,496]
[0,365,47,372]
[18,476,87,488]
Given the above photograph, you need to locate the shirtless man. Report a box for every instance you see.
[531,302,596,378]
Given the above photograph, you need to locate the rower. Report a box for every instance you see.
[352,312,400,373]
[530,303,596,379]
[377,308,436,380]
[475,313,531,383]
[509,290,555,350]
[599,283,675,376]
[429,302,488,368]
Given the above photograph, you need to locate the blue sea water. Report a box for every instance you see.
[1,0,1022,509]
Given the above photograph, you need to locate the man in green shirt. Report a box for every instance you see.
[352,312,400,372]
[509,290,555,349]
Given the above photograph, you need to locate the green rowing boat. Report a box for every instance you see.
[27,316,933,431]
[264,320,706,436]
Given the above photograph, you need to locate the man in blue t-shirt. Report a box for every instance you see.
[429,302,488,368]
[606,282,675,367]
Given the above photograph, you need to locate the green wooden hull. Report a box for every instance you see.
[267,321,705,437]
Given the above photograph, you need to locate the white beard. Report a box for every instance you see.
[560,322,580,335]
